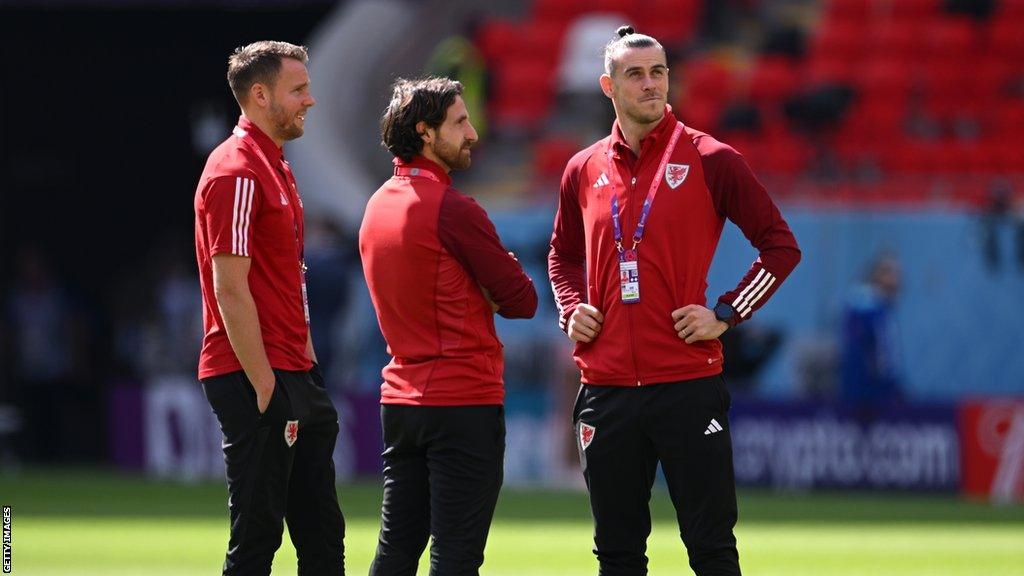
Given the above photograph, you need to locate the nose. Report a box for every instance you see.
[306,93,317,108]
[466,120,478,144]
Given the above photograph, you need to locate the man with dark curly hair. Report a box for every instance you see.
[359,76,537,576]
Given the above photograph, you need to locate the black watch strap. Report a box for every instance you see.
[714,302,737,328]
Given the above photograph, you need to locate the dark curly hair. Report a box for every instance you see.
[380,77,464,162]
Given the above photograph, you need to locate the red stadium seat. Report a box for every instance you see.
[533,136,581,179]
[720,134,769,173]
[825,0,874,20]
[985,137,1024,173]
[475,19,519,65]
[748,57,802,104]
[988,19,1024,58]
[995,0,1024,17]
[806,54,858,84]
[680,56,736,102]
[490,97,551,130]
[591,0,642,21]
[675,90,722,132]
[974,61,1014,100]
[924,17,979,59]
[490,58,556,128]
[857,59,913,102]
[811,19,863,60]
[637,0,700,45]
[988,100,1024,137]
[516,21,567,66]
[886,0,941,18]
[881,139,936,173]
[531,0,590,27]
[838,98,905,147]
[869,23,926,61]
[761,131,811,175]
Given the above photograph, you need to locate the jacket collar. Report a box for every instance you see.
[237,115,284,162]
[393,155,453,186]
[609,105,679,159]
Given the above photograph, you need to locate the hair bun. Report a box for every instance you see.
[616,25,634,38]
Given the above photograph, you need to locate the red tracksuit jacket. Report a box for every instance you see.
[548,107,801,386]
[360,156,538,405]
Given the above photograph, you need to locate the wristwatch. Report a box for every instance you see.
[713,302,737,330]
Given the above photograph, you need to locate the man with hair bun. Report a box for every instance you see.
[360,76,537,576]
[548,25,801,575]
[194,40,346,575]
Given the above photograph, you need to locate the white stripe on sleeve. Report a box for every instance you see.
[731,268,766,309]
[231,177,242,255]
[241,178,255,256]
[740,275,776,318]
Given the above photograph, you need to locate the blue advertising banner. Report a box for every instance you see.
[730,401,960,492]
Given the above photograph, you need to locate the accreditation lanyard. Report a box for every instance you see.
[608,121,684,304]
[233,125,310,324]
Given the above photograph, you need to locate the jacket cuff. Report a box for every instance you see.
[558,303,579,334]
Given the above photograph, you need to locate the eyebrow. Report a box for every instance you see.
[624,63,669,74]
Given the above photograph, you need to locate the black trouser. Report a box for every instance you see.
[202,367,346,576]
[370,404,505,576]
[573,376,740,576]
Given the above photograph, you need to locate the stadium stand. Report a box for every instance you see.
[470,0,1024,206]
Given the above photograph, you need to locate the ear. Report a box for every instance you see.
[249,82,271,109]
[416,120,433,144]
[599,74,614,99]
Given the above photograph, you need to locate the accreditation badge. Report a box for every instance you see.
[619,248,640,303]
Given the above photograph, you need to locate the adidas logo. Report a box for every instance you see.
[592,172,610,188]
[704,418,724,436]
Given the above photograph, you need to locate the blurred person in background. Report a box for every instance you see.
[193,41,345,576]
[360,77,537,576]
[979,178,1024,274]
[303,217,355,384]
[840,253,904,413]
[548,26,801,576]
[425,32,488,143]
[5,246,91,463]
[140,241,204,375]
[718,323,784,394]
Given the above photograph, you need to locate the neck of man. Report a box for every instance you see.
[419,147,450,174]
[240,110,285,149]
[617,108,665,154]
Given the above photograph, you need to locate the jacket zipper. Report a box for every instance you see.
[626,173,642,386]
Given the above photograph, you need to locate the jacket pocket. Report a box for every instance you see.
[716,375,732,414]
[570,384,586,426]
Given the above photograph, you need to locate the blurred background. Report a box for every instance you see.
[1,0,1023,573]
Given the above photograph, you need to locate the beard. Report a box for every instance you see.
[432,137,472,171]
[623,98,666,126]
[269,100,304,142]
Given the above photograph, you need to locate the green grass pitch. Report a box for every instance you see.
[2,471,1022,575]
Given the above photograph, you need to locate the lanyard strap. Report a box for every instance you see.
[609,121,685,252]
[394,165,443,183]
